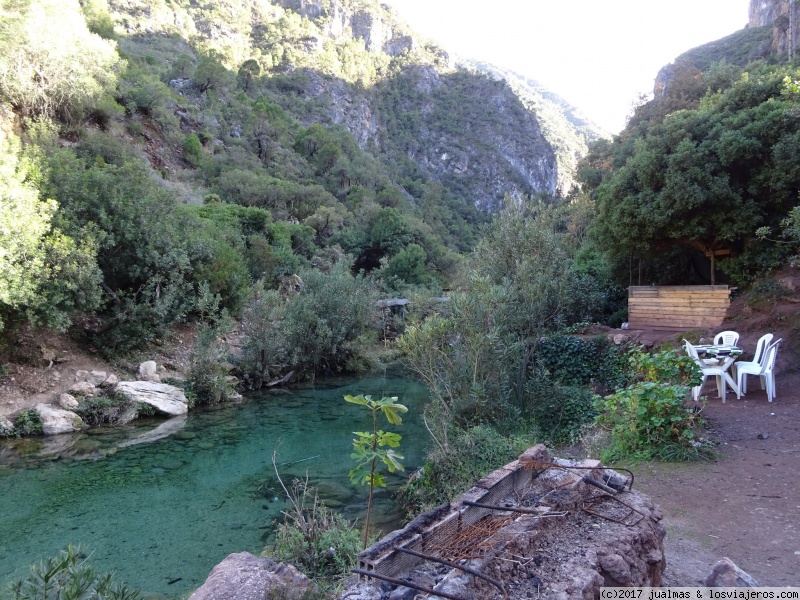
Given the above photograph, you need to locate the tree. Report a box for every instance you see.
[385,243,430,286]
[588,64,800,285]
[194,50,230,94]
[345,394,406,548]
[0,0,121,121]
[0,133,101,332]
[237,58,261,92]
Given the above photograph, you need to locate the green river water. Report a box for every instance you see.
[0,373,429,599]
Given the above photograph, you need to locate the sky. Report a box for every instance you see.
[384,0,753,133]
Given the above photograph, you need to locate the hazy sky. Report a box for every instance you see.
[384,0,752,133]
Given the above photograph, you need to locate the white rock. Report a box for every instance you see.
[35,403,83,435]
[0,417,13,434]
[137,360,161,382]
[69,381,100,397]
[58,393,79,410]
[75,369,89,381]
[99,373,119,388]
[115,381,188,416]
[189,552,312,600]
[86,371,108,386]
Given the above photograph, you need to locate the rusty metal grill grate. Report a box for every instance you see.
[424,513,516,561]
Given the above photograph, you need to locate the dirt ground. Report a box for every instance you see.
[637,365,800,586]
[1,287,799,587]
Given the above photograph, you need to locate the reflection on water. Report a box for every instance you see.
[0,374,428,598]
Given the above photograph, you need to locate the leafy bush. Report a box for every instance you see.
[187,315,236,406]
[746,277,794,308]
[13,409,43,437]
[527,381,597,444]
[241,264,380,385]
[12,544,140,600]
[0,132,102,334]
[266,463,361,584]
[593,348,710,461]
[183,133,203,166]
[73,393,136,426]
[536,334,628,392]
[0,0,121,122]
[401,425,524,515]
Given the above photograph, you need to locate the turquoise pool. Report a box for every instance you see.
[0,374,429,598]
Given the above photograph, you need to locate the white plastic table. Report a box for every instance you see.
[694,344,743,399]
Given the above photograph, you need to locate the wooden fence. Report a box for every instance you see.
[628,286,731,330]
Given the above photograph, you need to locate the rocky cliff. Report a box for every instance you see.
[656,0,800,99]
[749,0,800,56]
[108,0,587,209]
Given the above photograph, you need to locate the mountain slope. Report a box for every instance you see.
[107,0,583,210]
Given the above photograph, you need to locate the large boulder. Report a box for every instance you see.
[115,381,188,416]
[188,552,313,600]
[69,381,100,397]
[35,403,83,434]
[705,557,759,587]
[137,360,161,382]
[57,393,79,410]
[86,370,109,386]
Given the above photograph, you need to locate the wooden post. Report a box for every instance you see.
[710,252,715,285]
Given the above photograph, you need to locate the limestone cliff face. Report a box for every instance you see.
[299,63,558,211]
[258,0,561,208]
[109,0,566,210]
[654,1,773,99]
[276,0,418,56]
[749,0,799,56]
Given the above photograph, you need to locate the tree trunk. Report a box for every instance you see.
[710,252,716,285]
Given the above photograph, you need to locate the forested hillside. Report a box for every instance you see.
[0,0,600,367]
[579,32,800,286]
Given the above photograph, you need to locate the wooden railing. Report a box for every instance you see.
[628,286,730,330]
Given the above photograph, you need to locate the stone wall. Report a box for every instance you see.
[342,445,666,600]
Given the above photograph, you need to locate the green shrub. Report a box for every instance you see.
[746,277,793,308]
[266,477,361,582]
[527,382,597,444]
[592,348,710,461]
[537,334,628,392]
[241,264,380,385]
[183,133,203,166]
[594,382,709,461]
[13,409,43,437]
[12,544,140,600]
[626,347,699,386]
[73,393,136,426]
[187,316,236,406]
[401,424,524,515]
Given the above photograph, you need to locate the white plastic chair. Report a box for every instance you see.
[731,333,773,383]
[684,340,728,401]
[705,331,740,366]
[735,338,781,401]
[713,330,740,346]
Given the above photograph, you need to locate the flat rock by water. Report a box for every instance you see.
[115,381,188,416]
